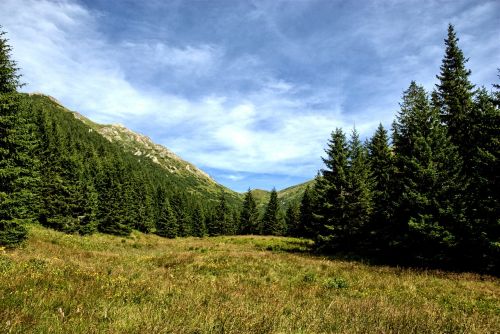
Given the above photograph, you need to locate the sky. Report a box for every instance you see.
[0,0,499,192]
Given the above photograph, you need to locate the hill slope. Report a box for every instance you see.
[253,179,315,209]
[1,224,498,333]
[30,93,241,206]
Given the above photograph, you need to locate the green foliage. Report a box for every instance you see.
[323,277,349,289]
[392,81,462,260]
[191,207,207,237]
[0,220,27,247]
[346,128,372,242]
[298,186,314,238]
[285,202,300,237]
[261,188,285,236]
[240,188,260,234]
[367,124,394,248]
[0,29,36,247]
[210,192,233,236]
[0,28,22,94]
[155,199,178,239]
[435,24,475,165]
[314,128,350,249]
[308,26,498,272]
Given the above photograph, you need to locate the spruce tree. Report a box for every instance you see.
[346,128,373,246]
[298,186,314,238]
[212,192,231,236]
[461,87,500,268]
[240,188,259,234]
[0,29,22,94]
[314,128,349,250]
[285,202,300,237]
[392,82,461,262]
[0,28,31,246]
[435,24,475,170]
[155,198,178,238]
[191,207,207,237]
[367,124,394,249]
[261,188,284,235]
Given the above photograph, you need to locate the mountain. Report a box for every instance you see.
[31,93,241,206]
[252,179,315,210]
[5,91,313,239]
[0,92,249,238]
[53,92,312,210]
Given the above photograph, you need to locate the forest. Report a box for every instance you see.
[0,25,498,273]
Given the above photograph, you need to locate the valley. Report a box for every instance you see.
[1,225,498,333]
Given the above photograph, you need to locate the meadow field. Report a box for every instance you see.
[0,225,498,333]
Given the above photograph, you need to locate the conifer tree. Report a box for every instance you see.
[212,192,231,236]
[96,157,132,236]
[261,188,284,235]
[240,188,259,234]
[461,87,500,267]
[298,186,314,238]
[367,124,394,248]
[191,207,207,237]
[435,24,475,170]
[0,28,31,246]
[76,165,99,235]
[0,29,22,94]
[314,128,349,250]
[285,202,300,237]
[346,128,373,246]
[392,82,461,261]
[155,198,178,238]
[205,212,217,237]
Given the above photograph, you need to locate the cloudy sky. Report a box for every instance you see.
[1,0,499,191]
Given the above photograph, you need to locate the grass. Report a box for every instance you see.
[1,225,499,333]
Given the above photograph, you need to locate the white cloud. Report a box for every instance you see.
[2,0,497,188]
[0,0,353,178]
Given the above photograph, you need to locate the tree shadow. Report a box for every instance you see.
[265,239,499,279]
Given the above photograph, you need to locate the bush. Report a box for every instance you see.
[0,219,28,247]
[324,277,349,289]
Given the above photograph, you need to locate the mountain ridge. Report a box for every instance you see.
[28,93,311,207]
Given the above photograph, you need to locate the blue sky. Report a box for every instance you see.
[1,0,499,192]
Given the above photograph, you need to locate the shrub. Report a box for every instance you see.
[0,219,28,247]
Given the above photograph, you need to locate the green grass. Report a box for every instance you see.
[1,225,499,333]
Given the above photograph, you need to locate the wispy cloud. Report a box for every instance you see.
[1,0,498,191]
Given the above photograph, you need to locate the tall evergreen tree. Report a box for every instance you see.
[298,186,314,238]
[460,87,500,268]
[212,192,231,236]
[155,198,178,238]
[367,124,394,249]
[191,206,207,237]
[392,82,461,262]
[285,202,300,237]
[435,24,475,170]
[240,188,259,234]
[0,28,32,246]
[261,188,284,235]
[0,29,22,94]
[314,128,349,250]
[346,128,373,246]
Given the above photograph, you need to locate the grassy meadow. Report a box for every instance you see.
[0,225,499,333]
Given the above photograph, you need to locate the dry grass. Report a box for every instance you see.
[0,225,499,333]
